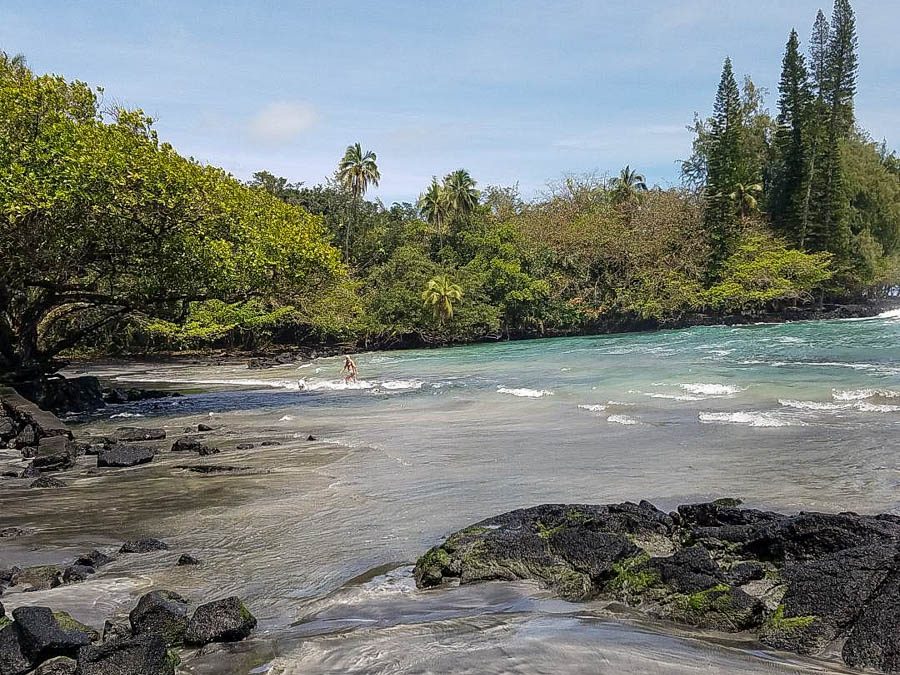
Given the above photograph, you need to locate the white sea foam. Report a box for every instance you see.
[681,383,743,396]
[833,388,900,401]
[778,399,847,411]
[607,414,639,425]
[876,308,900,320]
[380,380,424,390]
[779,397,899,413]
[109,412,144,418]
[644,392,704,401]
[299,379,375,391]
[279,415,295,421]
[858,402,900,413]
[577,404,607,413]
[497,387,552,398]
[699,411,799,427]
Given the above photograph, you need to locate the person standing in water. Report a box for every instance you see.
[341,356,358,383]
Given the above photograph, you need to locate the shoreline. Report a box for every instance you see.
[62,299,900,372]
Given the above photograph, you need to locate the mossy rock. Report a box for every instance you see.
[760,604,822,654]
[667,584,765,632]
[605,554,662,603]
[414,547,452,588]
[54,611,100,641]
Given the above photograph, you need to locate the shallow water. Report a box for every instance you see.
[2,310,899,673]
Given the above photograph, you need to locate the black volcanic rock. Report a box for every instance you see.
[414,500,900,673]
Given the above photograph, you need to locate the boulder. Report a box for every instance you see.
[72,551,113,570]
[20,463,41,479]
[113,428,166,443]
[97,445,154,468]
[100,620,129,644]
[183,597,257,645]
[176,554,200,567]
[0,622,31,675]
[197,445,220,456]
[13,425,35,450]
[35,656,77,675]
[119,539,168,554]
[11,607,93,662]
[30,476,66,489]
[78,438,112,457]
[235,443,254,450]
[31,437,76,472]
[170,437,201,453]
[129,591,189,646]
[196,424,214,432]
[0,388,72,440]
[12,566,64,592]
[15,376,104,414]
[75,634,175,675]
[62,566,95,585]
[260,441,280,447]
[0,415,16,441]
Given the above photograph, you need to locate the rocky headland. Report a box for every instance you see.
[415,499,900,673]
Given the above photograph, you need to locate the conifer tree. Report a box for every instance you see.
[808,0,858,257]
[703,57,745,276]
[771,30,813,245]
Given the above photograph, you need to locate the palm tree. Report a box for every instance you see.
[336,142,380,262]
[421,275,464,323]
[728,182,763,219]
[442,169,479,218]
[612,165,648,204]
[417,178,449,249]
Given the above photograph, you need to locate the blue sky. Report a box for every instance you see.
[2,1,898,204]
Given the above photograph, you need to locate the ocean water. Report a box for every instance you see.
[2,310,898,673]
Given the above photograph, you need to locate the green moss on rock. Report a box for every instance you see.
[414,546,452,587]
[765,604,816,632]
[606,553,661,601]
[53,610,99,640]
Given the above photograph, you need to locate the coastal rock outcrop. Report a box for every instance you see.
[96,445,155,468]
[183,597,257,646]
[414,500,900,673]
[75,634,175,675]
[119,538,168,554]
[129,591,189,646]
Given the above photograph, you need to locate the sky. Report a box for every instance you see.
[2,1,898,205]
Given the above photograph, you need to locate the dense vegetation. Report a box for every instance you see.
[1,0,897,380]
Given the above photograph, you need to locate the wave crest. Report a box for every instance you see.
[497,387,553,398]
[699,411,799,427]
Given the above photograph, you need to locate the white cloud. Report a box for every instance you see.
[249,102,318,143]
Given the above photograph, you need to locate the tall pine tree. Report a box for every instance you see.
[771,30,813,246]
[808,0,857,257]
[703,57,746,277]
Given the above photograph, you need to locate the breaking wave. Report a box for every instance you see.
[607,414,639,425]
[497,387,553,398]
[698,411,800,428]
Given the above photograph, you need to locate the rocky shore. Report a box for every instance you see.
[415,499,900,673]
[0,388,270,674]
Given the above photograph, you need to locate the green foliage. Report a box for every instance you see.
[704,230,833,310]
[0,52,342,378]
[703,59,756,274]
[3,9,892,372]
[422,275,464,323]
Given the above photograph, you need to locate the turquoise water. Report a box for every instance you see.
[3,310,898,673]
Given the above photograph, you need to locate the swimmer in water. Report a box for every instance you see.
[341,356,358,384]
